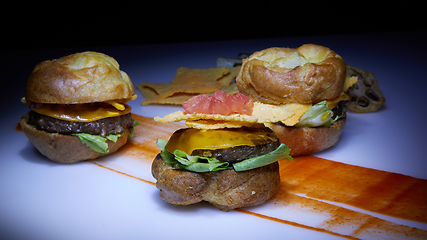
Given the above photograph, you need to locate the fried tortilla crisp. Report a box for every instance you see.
[137,66,240,105]
[185,120,257,129]
[154,102,312,129]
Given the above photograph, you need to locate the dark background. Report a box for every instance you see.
[4,4,424,49]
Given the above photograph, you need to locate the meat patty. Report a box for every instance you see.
[151,154,280,211]
[27,111,133,137]
[191,138,280,163]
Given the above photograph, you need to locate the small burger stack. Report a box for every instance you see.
[237,44,361,156]
[20,51,138,164]
[151,43,384,211]
[153,91,297,211]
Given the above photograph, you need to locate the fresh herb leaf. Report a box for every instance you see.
[295,100,339,127]
[130,118,140,137]
[72,133,110,153]
[232,143,292,171]
[106,132,124,142]
[72,132,126,153]
[156,139,292,172]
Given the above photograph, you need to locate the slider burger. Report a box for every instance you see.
[153,91,293,211]
[236,44,358,156]
[20,52,138,164]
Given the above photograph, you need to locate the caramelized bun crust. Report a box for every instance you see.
[25,51,134,104]
[237,44,346,104]
[20,113,129,164]
[267,117,346,157]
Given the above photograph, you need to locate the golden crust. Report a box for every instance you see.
[266,115,346,157]
[25,51,135,104]
[151,154,280,211]
[20,113,129,164]
[236,44,346,104]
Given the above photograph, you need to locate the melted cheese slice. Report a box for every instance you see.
[32,103,131,122]
[165,127,277,155]
[326,92,349,109]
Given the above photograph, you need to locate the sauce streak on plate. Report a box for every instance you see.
[279,155,427,223]
[98,114,427,239]
[20,114,427,239]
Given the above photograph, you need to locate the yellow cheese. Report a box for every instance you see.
[165,127,277,155]
[325,75,357,109]
[106,101,126,111]
[326,92,349,109]
[32,103,131,122]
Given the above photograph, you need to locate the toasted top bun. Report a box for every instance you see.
[236,44,346,105]
[25,51,135,104]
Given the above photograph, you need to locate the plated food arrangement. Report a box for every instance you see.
[20,52,138,163]
[20,44,386,201]
[19,43,423,239]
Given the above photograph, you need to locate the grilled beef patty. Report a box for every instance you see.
[27,111,133,137]
[191,128,280,163]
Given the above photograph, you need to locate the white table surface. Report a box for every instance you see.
[1,30,426,239]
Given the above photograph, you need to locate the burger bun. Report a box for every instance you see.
[267,116,346,157]
[25,51,135,104]
[152,154,280,211]
[20,114,129,164]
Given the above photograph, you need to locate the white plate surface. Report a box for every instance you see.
[1,30,427,239]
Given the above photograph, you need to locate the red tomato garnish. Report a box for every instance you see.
[214,90,227,102]
[182,94,210,114]
[225,92,254,115]
[183,91,253,116]
[211,96,231,116]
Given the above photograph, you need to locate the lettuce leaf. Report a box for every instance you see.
[71,118,139,153]
[72,132,124,153]
[156,138,292,172]
[130,118,140,137]
[232,143,292,171]
[72,133,110,153]
[294,100,339,128]
[156,139,231,172]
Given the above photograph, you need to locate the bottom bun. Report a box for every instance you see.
[152,154,280,211]
[20,113,129,164]
[267,116,346,157]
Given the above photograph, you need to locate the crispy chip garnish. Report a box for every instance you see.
[137,66,240,105]
[276,103,312,126]
[154,102,312,128]
[343,76,358,92]
[154,111,257,123]
[216,66,240,86]
[185,120,256,129]
[144,67,228,99]
[137,84,196,105]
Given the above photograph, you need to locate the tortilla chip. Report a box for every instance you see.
[185,120,257,129]
[217,66,240,86]
[154,102,312,127]
[154,111,257,123]
[280,104,312,126]
[210,83,239,96]
[187,67,231,82]
[137,84,196,105]
[343,76,358,92]
[137,66,240,105]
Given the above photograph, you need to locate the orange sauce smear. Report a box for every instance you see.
[89,161,155,186]
[234,208,360,240]
[279,155,427,223]
[18,114,427,238]
[117,114,185,161]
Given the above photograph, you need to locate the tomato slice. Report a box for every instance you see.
[183,91,253,116]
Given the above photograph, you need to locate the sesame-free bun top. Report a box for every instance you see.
[25,51,135,104]
[236,44,346,105]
